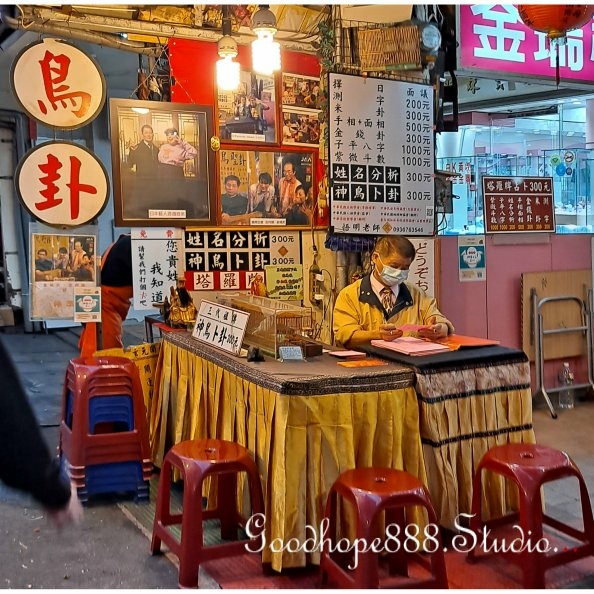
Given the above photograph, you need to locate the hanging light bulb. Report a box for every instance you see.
[216,7,240,91]
[251,6,281,76]
[217,35,240,91]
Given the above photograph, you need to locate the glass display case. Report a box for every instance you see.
[436,152,593,235]
[216,294,315,359]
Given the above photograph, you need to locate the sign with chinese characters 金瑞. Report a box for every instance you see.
[16,142,110,227]
[192,300,250,356]
[328,72,434,236]
[183,229,301,291]
[458,5,594,85]
[483,176,555,234]
[131,228,183,310]
[11,38,106,129]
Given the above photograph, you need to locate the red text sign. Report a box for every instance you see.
[16,141,109,227]
[11,38,106,129]
[483,176,555,233]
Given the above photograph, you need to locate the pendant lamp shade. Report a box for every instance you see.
[518,5,594,39]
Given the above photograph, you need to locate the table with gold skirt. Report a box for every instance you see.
[364,344,536,530]
[149,333,426,572]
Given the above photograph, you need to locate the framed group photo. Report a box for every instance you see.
[218,148,315,228]
[281,107,320,148]
[109,99,216,227]
[216,69,277,144]
[281,73,322,111]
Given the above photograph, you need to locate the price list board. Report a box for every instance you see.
[483,176,555,233]
[183,229,301,291]
[328,73,435,236]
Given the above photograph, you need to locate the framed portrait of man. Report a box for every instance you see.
[109,99,217,227]
[217,147,315,228]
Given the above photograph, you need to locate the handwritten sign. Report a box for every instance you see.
[131,228,183,310]
[264,265,304,300]
[191,300,249,355]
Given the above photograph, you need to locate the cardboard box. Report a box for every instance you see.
[0,305,15,327]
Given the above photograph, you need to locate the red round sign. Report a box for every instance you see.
[11,38,106,130]
[15,141,110,227]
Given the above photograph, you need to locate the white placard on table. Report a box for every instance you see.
[191,300,250,356]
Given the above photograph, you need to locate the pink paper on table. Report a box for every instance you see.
[399,324,430,332]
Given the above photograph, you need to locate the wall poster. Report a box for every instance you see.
[30,223,98,320]
[328,72,435,236]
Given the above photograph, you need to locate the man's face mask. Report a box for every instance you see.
[376,254,409,287]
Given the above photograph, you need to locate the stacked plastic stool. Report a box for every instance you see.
[59,355,153,503]
[319,467,449,589]
[151,439,265,588]
[468,443,594,588]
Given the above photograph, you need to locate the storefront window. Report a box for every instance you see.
[436,103,592,234]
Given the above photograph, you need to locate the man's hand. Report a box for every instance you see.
[378,324,403,342]
[46,482,83,530]
[417,317,448,340]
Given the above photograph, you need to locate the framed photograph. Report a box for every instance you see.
[217,69,277,144]
[30,223,99,320]
[281,73,322,110]
[218,148,315,228]
[281,107,320,148]
[109,98,216,227]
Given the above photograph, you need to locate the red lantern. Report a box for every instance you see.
[518,5,594,39]
[518,5,594,84]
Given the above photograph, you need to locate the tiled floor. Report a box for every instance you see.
[532,397,594,528]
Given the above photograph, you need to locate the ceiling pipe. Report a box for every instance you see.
[17,6,317,53]
[2,14,162,56]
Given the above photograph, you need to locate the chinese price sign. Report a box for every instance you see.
[183,229,301,291]
[11,38,106,129]
[483,176,555,233]
[459,5,594,84]
[16,141,109,227]
[191,300,250,356]
[131,228,183,310]
[328,72,434,236]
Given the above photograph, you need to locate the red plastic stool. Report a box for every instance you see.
[150,439,265,588]
[468,443,594,588]
[59,356,152,498]
[319,467,449,589]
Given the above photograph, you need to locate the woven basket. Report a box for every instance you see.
[357,25,421,72]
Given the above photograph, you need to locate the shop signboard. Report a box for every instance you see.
[10,38,106,129]
[482,176,555,233]
[458,5,594,85]
[328,72,435,237]
[16,141,109,227]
